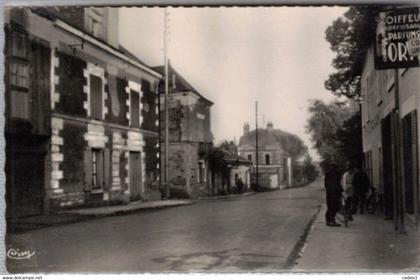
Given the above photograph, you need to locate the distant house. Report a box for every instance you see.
[210,148,252,195]
[154,64,214,198]
[238,122,290,189]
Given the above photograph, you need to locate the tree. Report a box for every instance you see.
[336,111,363,166]
[273,131,307,161]
[302,153,319,183]
[217,140,238,154]
[306,99,356,171]
[325,6,380,99]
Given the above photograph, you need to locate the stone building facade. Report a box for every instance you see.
[155,65,214,199]
[238,122,288,189]
[361,46,420,225]
[5,7,162,218]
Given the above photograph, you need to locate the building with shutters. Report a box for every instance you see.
[154,65,214,199]
[5,7,162,219]
[238,122,289,189]
[360,46,420,226]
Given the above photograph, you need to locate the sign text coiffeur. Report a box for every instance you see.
[375,7,420,69]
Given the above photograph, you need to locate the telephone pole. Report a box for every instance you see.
[255,101,259,189]
[163,8,170,199]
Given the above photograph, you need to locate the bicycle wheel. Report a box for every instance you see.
[344,211,348,227]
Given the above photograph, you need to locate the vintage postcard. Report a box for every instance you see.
[2,1,420,276]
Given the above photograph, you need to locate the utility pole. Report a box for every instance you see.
[394,68,405,233]
[255,101,259,189]
[163,7,170,199]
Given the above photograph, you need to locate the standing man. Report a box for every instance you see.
[324,163,342,227]
[352,165,370,214]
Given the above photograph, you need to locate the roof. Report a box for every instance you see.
[118,45,148,66]
[30,8,160,78]
[239,129,282,150]
[153,64,214,105]
[220,149,252,165]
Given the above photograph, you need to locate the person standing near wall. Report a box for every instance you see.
[324,163,342,227]
[352,165,370,214]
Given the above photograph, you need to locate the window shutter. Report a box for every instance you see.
[84,148,92,191]
[90,74,103,120]
[104,148,111,190]
[130,90,140,128]
[97,150,104,188]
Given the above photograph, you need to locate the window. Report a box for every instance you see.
[11,32,28,58]
[92,149,104,189]
[265,154,271,165]
[8,31,30,120]
[198,161,206,183]
[84,148,110,191]
[90,74,103,120]
[247,154,252,161]
[130,90,140,128]
[10,90,29,119]
[85,8,104,39]
[10,60,29,88]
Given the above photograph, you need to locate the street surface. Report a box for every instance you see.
[7,178,324,273]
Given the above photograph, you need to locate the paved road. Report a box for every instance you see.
[7,178,324,273]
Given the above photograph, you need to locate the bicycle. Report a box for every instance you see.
[366,187,378,214]
[337,196,352,227]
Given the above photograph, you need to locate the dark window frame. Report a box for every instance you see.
[198,161,206,183]
[8,30,30,120]
[91,148,104,190]
[90,74,103,120]
[265,154,271,165]
[130,89,140,128]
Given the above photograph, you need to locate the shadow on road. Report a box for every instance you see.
[153,248,284,271]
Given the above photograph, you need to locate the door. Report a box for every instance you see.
[6,142,45,218]
[129,152,142,201]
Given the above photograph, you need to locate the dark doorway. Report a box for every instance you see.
[6,139,46,218]
[381,114,394,219]
[129,152,142,201]
[402,111,418,215]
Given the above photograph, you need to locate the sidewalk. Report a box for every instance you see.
[199,191,256,201]
[8,199,193,233]
[294,205,420,272]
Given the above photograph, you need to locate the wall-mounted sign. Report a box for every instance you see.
[374,7,420,69]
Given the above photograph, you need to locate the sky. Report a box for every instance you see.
[119,7,348,160]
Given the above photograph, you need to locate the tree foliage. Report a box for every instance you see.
[306,99,359,172]
[325,6,379,99]
[336,111,363,167]
[217,140,238,155]
[273,130,307,161]
[302,153,319,182]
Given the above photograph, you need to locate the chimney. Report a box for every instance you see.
[106,8,119,49]
[243,123,250,135]
[267,122,273,131]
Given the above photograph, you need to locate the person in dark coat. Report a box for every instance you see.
[236,177,244,194]
[324,163,342,226]
[352,166,370,214]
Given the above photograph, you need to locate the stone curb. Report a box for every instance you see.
[198,191,257,201]
[61,201,195,217]
[8,201,194,233]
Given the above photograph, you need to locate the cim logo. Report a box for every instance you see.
[7,247,35,260]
